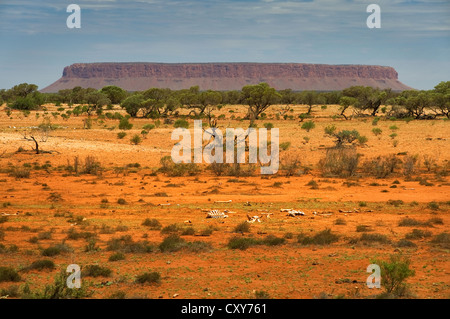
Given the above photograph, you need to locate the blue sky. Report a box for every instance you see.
[0,0,449,90]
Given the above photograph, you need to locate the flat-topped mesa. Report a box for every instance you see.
[41,62,413,92]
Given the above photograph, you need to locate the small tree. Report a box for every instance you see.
[301,120,315,132]
[372,254,415,297]
[241,83,280,125]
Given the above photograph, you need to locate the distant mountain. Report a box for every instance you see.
[41,62,413,92]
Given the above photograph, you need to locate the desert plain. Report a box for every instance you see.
[0,103,448,299]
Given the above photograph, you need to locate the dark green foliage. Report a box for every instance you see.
[297,229,339,245]
[82,265,112,277]
[0,267,21,282]
[108,252,125,262]
[135,271,161,285]
[142,218,162,230]
[372,254,415,297]
[159,234,186,252]
[25,259,55,271]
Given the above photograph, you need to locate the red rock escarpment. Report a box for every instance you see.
[41,62,412,92]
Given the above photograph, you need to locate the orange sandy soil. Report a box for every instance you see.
[0,103,449,299]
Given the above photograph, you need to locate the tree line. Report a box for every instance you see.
[1,81,449,121]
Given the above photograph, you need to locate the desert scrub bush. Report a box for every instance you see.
[130,134,142,145]
[306,179,319,189]
[356,225,372,232]
[106,235,155,253]
[118,117,133,130]
[108,252,125,262]
[427,201,440,211]
[23,259,55,272]
[372,127,382,136]
[387,199,404,207]
[184,241,213,253]
[117,132,127,139]
[117,198,127,205]
[233,221,251,233]
[261,235,286,246]
[398,217,423,227]
[160,223,181,235]
[301,120,315,132]
[0,267,21,282]
[135,271,161,285]
[0,285,21,298]
[334,218,347,225]
[402,155,419,177]
[181,227,196,236]
[395,239,417,248]
[82,156,102,175]
[372,254,415,298]
[254,290,271,299]
[141,218,162,230]
[280,154,302,177]
[65,229,96,240]
[279,141,291,151]
[227,237,259,250]
[404,229,432,240]
[361,154,400,178]
[173,119,189,129]
[297,229,339,245]
[430,232,450,248]
[359,233,390,244]
[319,147,359,178]
[9,167,30,179]
[41,243,73,256]
[82,265,112,277]
[22,270,92,299]
[159,234,186,252]
[263,122,274,129]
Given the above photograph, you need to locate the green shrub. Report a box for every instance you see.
[233,222,251,233]
[82,265,112,277]
[41,243,73,256]
[261,235,285,246]
[359,233,390,244]
[135,271,161,285]
[118,117,133,130]
[26,259,55,271]
[108,252,125,262]
[372,254,415,297]
[227,237,259,250]
[117,132,127,139]
[431,232,450,247]
[334,218,347,225]
[372,128,382,136]
[141,218,162,230]
[301,120,315,132]
[130,134,142,145]
[398,217,422,227]
[0,267,21,282]
[160,223,181,235]
[184,241,213,253]
[174,119,189,129]
[297,229,339,245]
[404,229,432,240]
[254,290,271,299]
[263,122,274,129]
[159,234,186,252]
